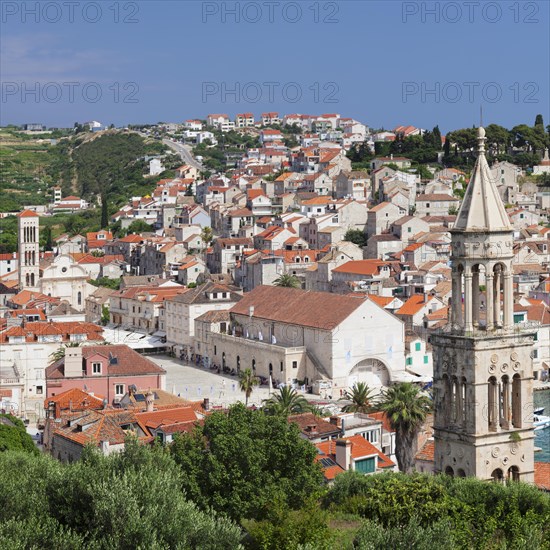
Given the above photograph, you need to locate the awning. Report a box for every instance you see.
[406,363,434,381]
[392,369,432,384]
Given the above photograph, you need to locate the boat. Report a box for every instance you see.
[534,407,545,416]
[534,414,550,431]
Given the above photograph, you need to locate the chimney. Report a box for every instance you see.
[203,397,210,411]
[335,439,352,470]
[64,346,83,378]
[145,390,155,412]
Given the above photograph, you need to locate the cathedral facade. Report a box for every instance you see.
[432,127,535,483]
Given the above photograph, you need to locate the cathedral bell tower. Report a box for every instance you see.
[432,127,535,483]
[17,209,40,291]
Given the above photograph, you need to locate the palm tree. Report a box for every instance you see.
[273,273,301,288]
[238,368,258,406]
[378,382,432,473]
[340,382,376,414]
[263,386,310,416]
[200,226,213,248]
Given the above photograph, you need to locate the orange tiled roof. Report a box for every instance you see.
[415,440,435,462]
[332,260,387,276]
[534,462,550,491]
[396,295,433,316]
[44,388,105,414]
[17,209,39,218]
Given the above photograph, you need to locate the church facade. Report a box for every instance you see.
[432,127,535,483]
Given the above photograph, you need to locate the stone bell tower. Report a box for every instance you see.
[17,209,40,291]
[432,127,535,483]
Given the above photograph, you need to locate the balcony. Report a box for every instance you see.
[216,332,306,353]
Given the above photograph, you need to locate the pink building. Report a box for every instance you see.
[46,344,166,406]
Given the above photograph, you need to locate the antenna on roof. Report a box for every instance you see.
[480,105,483,127]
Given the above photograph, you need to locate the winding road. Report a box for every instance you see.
[163,138,203,170]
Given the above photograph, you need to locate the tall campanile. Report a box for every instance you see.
[17,209,40,291]
[432,127,534,483]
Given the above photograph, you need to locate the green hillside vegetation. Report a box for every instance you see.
[0,130,63,212]
[0,405,548,549]
[0,414,38,455]
[1,129,168,211]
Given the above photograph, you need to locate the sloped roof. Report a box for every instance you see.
[230,286,366,329]
[47,344,166,379]
[454,127,512,232]
[415,439,435,462]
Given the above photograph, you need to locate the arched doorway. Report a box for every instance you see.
[457,469,466,478]
[491,468,504,482]
[445,466,454,477]
[348,358,390,388]
[508,466,520,482]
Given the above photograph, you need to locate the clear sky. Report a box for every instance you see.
[1,1,549,132]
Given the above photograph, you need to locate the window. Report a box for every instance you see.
[415,342,421,352]
[406,357,412,366]
[513,313,524,324]
[36,386,43,395]
[423,355,429,364]
[355,457,376,474]
[92,362,102,374]
[115,384,124,396]
[292,361,298,369]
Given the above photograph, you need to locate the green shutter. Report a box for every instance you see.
[406,357,412,366]
[513,313,524,324]
[415,342,421,351]
[355,457,376,474]
[424,355,429,364]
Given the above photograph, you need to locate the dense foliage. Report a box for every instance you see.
[325,471,550,549]
[343,229,367,248]
[0,408,549,549]
[0,415,38,455]
[0,441,242,549]
[170,404,324,522]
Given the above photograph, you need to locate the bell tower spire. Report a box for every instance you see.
[432,127,535,483]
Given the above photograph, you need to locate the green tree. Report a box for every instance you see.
[263,386,310,416]
[377,383,431,473]
[340,382,376,414]
[125,219,153,235]
[42,224,53,251]
[238,368,258,406]
[343,229,367,247]
[100,193,108,229]
[200,226,213,248]
[273,273,301,288]
[101,305,110,326]
[170,404,324,522]
[0,415,38,455]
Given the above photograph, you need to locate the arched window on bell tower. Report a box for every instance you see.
[488,377,498,431]
[512,374,522,428]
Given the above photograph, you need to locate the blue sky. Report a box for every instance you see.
[1,1,549,132]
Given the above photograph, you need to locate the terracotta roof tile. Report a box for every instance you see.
[415,440,435,462]
[230,286,366,330]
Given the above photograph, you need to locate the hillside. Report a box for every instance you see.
[0,129,168,212]
[0,130,63,212]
